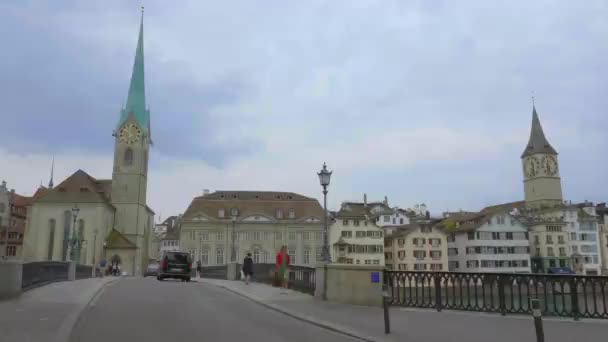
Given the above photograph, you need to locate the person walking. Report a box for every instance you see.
[196,261,202,278]
[276,246,290,293]
[242,253,253,285]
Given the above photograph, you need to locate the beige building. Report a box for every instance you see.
[597,203,608,275]
[384,222,448,271]
[0,181,31,260]
[22,14,154,276]
[179,191,324,266]
[330,201,385,266]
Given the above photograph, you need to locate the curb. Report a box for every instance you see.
[58,277,120,342]
[213,283,381,342]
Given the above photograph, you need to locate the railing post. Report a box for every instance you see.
[382,282,391,334]
[569,278,579,321]
[531,299,545,342]
[434,273,442,312]
[498,274,506,316]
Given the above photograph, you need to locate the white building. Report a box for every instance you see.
[442,210,531,273]
[563,202,602,275]
[330,200,385,266]
[597,203,608,275]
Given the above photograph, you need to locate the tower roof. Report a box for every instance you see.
[521,105,557,158]
[117,10,149,133]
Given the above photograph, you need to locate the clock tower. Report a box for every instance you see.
[110,10,151,267]
[521,104,563,209]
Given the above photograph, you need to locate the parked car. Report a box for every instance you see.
[144,262,159,277]
[157,251,192,282]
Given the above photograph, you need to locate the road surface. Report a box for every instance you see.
[69,278,359,342]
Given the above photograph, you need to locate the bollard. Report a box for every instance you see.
[382,283,391,334]
[530,299,544,342]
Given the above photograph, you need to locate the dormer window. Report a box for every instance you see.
[233,194,239,199]
[218,209,225,218]
[287,195,293,200]
[275,195,281,200]
[220,193,225,199]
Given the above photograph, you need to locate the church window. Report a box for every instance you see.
[124,148,133,166]
[47,219,56,260]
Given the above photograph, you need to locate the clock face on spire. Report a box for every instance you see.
[523,157,540,178]
[541,155,559,176]
[119,123,142,144]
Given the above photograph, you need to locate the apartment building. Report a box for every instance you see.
[384,222,448,271]
[442,210,531,273]
[330,201,384,266]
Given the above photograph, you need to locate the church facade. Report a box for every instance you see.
[22,13,154,276]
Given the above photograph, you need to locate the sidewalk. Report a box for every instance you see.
[201,278,608,342]
[0,277,118,342]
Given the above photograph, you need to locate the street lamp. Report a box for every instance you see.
[317,162,332,263]
[67,205,80,262]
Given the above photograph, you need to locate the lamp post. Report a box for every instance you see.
[231,215,237,262]
[67,205,80,262]
[317,162,332,301]
[318,163,332,262]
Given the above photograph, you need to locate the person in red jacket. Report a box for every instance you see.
[276,246,290,290]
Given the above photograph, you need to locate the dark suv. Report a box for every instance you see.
[157,251,192,282]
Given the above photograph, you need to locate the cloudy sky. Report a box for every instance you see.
[1,0,606,219]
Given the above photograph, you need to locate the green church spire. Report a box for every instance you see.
[117,9,149,133]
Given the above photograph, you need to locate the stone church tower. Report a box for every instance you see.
[109,11,153,275]
[521,104,563,209]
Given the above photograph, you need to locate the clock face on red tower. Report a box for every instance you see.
[119,123,142,144]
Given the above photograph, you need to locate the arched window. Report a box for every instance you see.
[124,148,133,166]
[47,219,56,260]
[62,211,71,261]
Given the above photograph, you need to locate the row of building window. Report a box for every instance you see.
[338,244,384,253]
[533,235,566,244]
[341,230,383,238]
[450,260,529,269]
[386,250,442,260]
[537,247,569,257]
[191,231,323,242]
[217,208,296,219]
[460,246,530,255]
[395,238,441,247]
[342,219,369,226]
[466,231,528,241]
[394,263,443,271]
[339,258,381,265]
[5,245,17,256]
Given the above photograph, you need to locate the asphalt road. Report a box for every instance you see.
[69,278,360,342]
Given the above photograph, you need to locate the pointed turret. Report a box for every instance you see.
[521,105,557,158]
[48,156,54,188]
[117,9,149,133]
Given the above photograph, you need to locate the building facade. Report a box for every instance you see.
[0,181,30,260]
[22,13,154,276]
[384,222,448,271]
[442,211,531,273]
[597,203,608,275]
[179,191,324,267]
[330,201,385,266]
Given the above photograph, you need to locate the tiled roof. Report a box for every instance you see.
[34,170,114,208]
[11,193,32,207]
[182,191,323,222]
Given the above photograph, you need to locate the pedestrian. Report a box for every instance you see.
[275,246,290,293]
[112,263,119,276]
[242,253,253,285]
[196,261,202,278]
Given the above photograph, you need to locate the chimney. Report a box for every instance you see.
[383,196,388,206]
[203,189,210,196]
[1,180,6,190]
[425,210,430,219]
[363,193,367,207]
